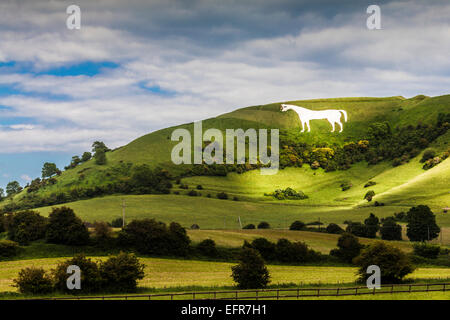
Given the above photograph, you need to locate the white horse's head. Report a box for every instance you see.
[280,104,290,112]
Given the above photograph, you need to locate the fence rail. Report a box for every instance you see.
[27,282,450,300]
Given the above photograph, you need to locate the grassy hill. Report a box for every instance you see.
[3,94,449,228]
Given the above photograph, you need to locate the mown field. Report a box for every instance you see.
[1,256,450,294]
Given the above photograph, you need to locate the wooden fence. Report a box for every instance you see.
[30,282,450,300]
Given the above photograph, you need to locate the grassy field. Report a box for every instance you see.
[1,256,450,294]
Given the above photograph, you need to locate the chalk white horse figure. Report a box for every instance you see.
[280,104,348,133]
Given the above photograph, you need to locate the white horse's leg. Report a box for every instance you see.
[307,121,311,132]
[329,120,335,132]
[338,120,343,132]
[301,121,305,132]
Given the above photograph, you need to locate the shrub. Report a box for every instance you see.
[197,239,218,257]
[326,223,344,234]
[289,220,306,231]
[231,248,270,289]
[196,185,203,190]
[45,207,90,246]
[118,219,190,256]
[330,233,363,263]
[187,190,199,196]
[420,148,436,163]
[0,240,19,259]
[380,218,402,240]
[7,210,47,245]
[190,224,200,230]
[268,188,308,200]
[92,221,113,248]
[413,243,441,259]
[52,254,103,293]
[249,238,276,261]
[364,181,376,188]
[340,181,352,191]
[217,192,228,200]
[242,224,255,229]
[345,222,369,238]
[275,238,319,263]
[354,242,415,283]
[111,217,123,228]
[233,196,239,201]
[406,205,440,242]
[364,190,375,202]
[99,252,145,293]
[257,222,270,229]
[13,267,53,295]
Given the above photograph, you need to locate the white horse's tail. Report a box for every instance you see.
[339,110,348,122]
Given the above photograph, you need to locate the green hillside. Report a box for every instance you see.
[3,94,449,225]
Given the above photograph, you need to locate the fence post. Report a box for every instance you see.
[255,291,258,301]
[337,288,339,296]
[426,284,429,292]
[214,292,216,299]
[317,289,320,297]
[277,289,279,300]
[297,289,299,299]
[236,291,238,300]
[171,294,173,301]
[193,292,195,300]
[355,287,358,295]
[409,285,411,293]
[373,287,376,295]
[391,285,393,294]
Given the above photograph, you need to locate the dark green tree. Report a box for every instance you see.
[45,207,89,245]
[8,210,47,245]
[364,213,380,238]
[42,162,59,178]
[99,252,145,292]
[380,218,402,240]
[406,205,440,242]
[330,233,363,263]
[81,152,92,162]
[231,247,270,289]
[354,242,415,283]
[6,181,22,197]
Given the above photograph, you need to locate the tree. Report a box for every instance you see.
[289,220,306,231]
[42,162,59,178]
[197,239,218,257]
[45,207,90,245]
[326,223,344,234]
[354,242,415,283]
[13,267,53,294]
[81,152,92,162]
[330,233,363,263]
[364,190,375,202]
[345,222,369,238]
[380,218,402,240]
[7,210,47,245]
[0,188,4,201]
[231,248,270,289]
[99,252,145,293]
[406,205,440,242]
[6,181,22,197]
[92,141,109,165]
[364,213,379,238]
[248,238,277,261]
[52,254,102,293]
[257,221,270,229]
[413,243,440,259]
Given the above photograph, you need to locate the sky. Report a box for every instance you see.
[0,0,449,189]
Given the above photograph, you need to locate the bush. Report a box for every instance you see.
[99,252,145,292]
[92,221,113,248]
[7,210,47,245]
[0,240,19,259]
[231,248,270,289]
[364,181,376,188]
[330,233,363,263]
[45,207,90,246]
[289,220,306,231]
[354,242,415,283]
[217,192,228,200]
[242,224,255,229]
[190,224,200,230]
[267,188,308,200]
[326,223,344,234]
[345,222,369,238]
[196,185,203,190]
[187,190,199,196]
[406,205,440,242]
[52,254,103,293]
[257,222,270,229]
[420,148,436,163]
[118,219,190,256]
[111,217,123,228]
[340,181,352,191]
[248,238,276,261]
[275,238,320,263]
[413,243,441,259]
[380,218,402,241]
[13,267,53,295]
[364,213,379,238]
[197,239,218,257]
[364,190,375,202]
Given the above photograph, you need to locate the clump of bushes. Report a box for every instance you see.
[326,223,344,234]
[197,239,218,257]
[266,188,308,200]
[187,190,199,196]
[118,219,190,256]
[217,192,228,200]
[14,252,145,295]
[380,218,402,241]
[45,207,90,246]
[7,210,47,245]
[364,181,376,188]
[0,240,19,259]
[242,224,255,229]
[330,233,363,263]
[340,181,352,191]
[413,243,441,259]
[364,190,375,202]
